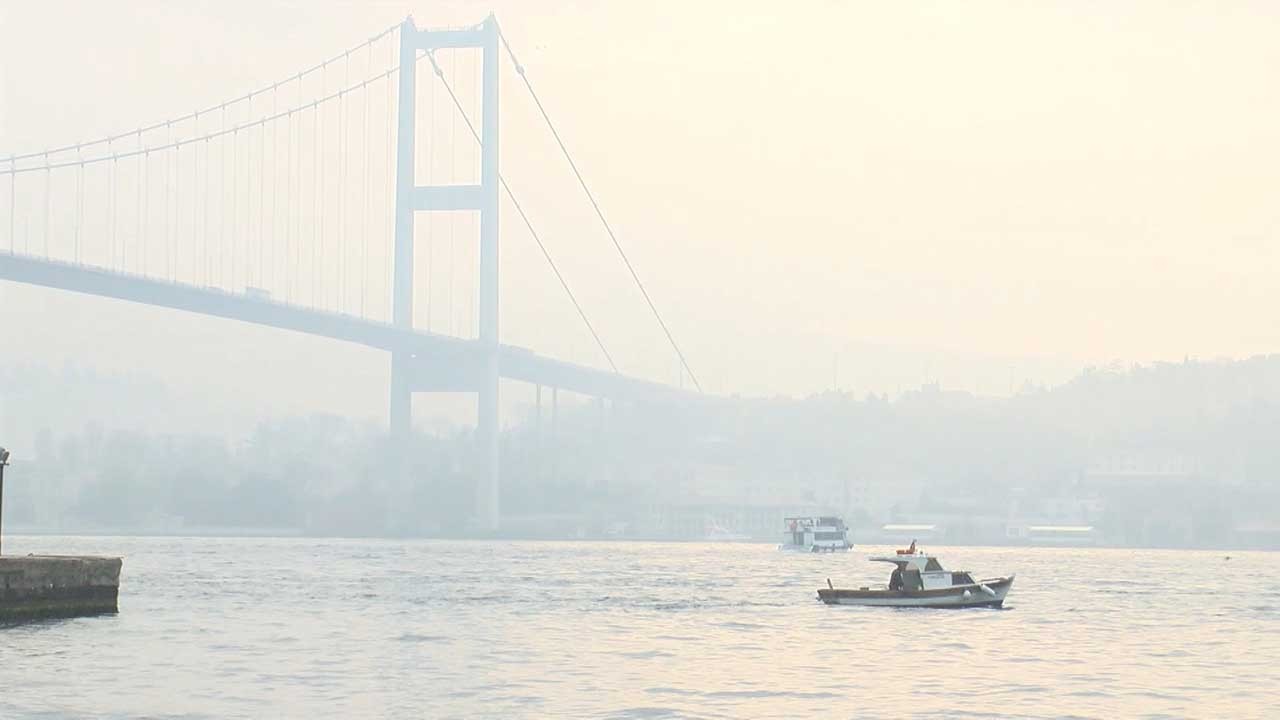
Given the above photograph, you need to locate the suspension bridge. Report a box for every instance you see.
[0,15,707,530]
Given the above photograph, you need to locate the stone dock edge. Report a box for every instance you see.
[0,555,123,621]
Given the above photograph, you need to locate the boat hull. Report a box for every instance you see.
[779,544,851,553]
[817,576,1014,608]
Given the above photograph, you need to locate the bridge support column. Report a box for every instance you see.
[476,15,501,531]
[388,15,502,530]
[534,385,543,445]
[390,16,419,444]
[390,355,411,442]
[550,386,559,485]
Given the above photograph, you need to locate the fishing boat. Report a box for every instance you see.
[817,543,1013,608]
[779,516,851,553]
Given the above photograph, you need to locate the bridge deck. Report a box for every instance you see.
[0,253,696,403]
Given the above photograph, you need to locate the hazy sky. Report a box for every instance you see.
[3,1,1279,433]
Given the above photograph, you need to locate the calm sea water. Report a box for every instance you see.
[2,536,1277,719]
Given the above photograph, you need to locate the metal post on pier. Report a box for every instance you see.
[0,446,10,555]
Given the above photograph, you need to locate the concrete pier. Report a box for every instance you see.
[0,555,122,621]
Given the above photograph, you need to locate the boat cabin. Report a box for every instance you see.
[870,551,975,591]
[781,516,850,552]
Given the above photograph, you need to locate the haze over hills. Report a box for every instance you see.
[4,355,1278,548]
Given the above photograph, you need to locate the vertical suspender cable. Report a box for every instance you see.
[158,128,165,277]
[193,114,200,283]
[20,169,28,255]
[218,105,226,287]
[165,123,173,280]
[241,119,248,285]
[313,89,321,307]
[474,49,482,337]
[7,154,15,254]
[154,125,162,278]
[385,42,395,323]
[317,65,326,309]
[250,103,258,288]
[142,151,149,276]
[270,87,278,294]
[249,115,256,287]
[448,52,456,336]
[361,65,370,318]
[470,48,480,337]
[296,77,303,303]
[43,158,51,259]
[417,44,427,325]
[136,149,143,272]
[285,109,293,302]
[137,130,144,272]
[106,143,115,266]
[231,125,239,289]
[259,105,267,291]
[203,138,210,284]
[110,157,118,268]
[345,53,353,311]
[168,134,174,278]
[424,57,433,331]
[296,92,304,302]
[338,56,347,313]
[245,95,253,288]
[75,152,84,263]
[168,141,175,278]
[180,121,188,280]
[241,119,248,287]
[158,135,165,277]
[244,112,252,288]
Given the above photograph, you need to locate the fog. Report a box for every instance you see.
[2,1,1279,546]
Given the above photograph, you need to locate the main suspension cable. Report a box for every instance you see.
[424,49,617,373]
[495,25,701,391]
[0,23,401,165]
[0,68,400,177]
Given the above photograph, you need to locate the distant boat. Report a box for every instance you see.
[779,516,851,553]
[704,516,752,542]
[817,544,1013,608]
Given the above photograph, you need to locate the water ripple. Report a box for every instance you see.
[1,537,1277,718]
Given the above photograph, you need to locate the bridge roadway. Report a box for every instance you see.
[0,253,695,403]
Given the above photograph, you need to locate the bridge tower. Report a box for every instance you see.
[390,16,501,530]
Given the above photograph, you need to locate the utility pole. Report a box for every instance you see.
[0,446,10,555]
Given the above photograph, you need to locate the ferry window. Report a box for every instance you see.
[924,558,943,571]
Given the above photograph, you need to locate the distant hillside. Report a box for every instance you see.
[3,356,1278,544]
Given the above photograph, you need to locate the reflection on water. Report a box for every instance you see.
[1,537,1277,718]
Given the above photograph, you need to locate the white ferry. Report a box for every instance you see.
[779,516,852,553]
[817,543,1014,608]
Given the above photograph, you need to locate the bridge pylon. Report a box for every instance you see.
[390,15,501,531]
